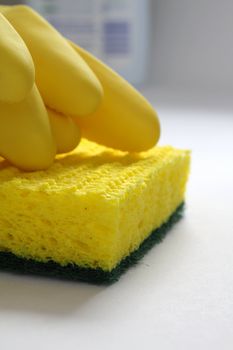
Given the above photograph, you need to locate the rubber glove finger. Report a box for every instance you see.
[0,13,34,103]
[70,42,160,152]
[47,108,81,154]
[1,5,103,117]
[0,85,56,171]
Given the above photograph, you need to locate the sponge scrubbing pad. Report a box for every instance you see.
[0,139,190,283]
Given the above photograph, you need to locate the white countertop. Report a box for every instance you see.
[1,89,233,350]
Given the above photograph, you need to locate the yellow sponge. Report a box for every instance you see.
[0,139,190,282]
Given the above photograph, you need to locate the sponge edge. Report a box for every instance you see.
[0,203,184,284]
[0,139,190,281]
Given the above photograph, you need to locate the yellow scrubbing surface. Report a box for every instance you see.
[0,139,190,273]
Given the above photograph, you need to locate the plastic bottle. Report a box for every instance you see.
[26,0,150,86]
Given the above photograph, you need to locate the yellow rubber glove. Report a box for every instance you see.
[0,5,160,171]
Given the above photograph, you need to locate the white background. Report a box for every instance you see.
[1,1,233,349]
[150,0,233,93]
[1,103,233,350]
